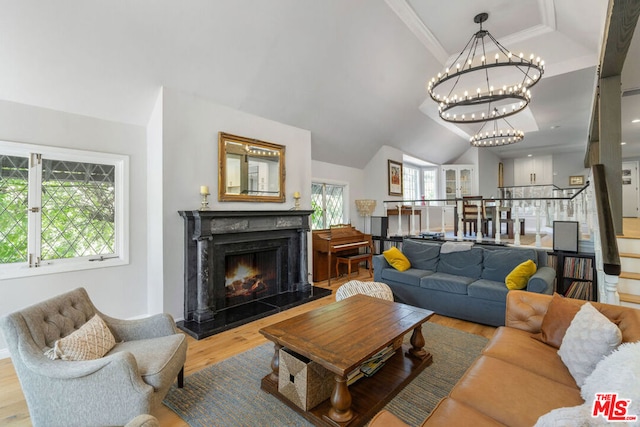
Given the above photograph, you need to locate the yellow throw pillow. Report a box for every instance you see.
[505,259,537,290]
[383,246,411,272]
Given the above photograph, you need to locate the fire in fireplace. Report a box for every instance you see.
[225,250,278,305]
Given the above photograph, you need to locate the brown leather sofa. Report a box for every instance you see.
[369,290,640,427]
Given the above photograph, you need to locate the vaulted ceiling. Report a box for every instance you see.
[2,0,636,168]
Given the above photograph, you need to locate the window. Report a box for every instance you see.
[311,182,345,229]
[0,141,128,278]
[403,164,438,201]
[403,166,420,201]
[423,168,438,200]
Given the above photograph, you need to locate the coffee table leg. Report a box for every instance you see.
[269,343,282,383]
[407,325,428,360]
[327,375,353,423]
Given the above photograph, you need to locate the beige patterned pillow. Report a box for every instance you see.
[45,314,116,361]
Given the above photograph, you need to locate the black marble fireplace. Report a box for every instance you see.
[177,210,331,339]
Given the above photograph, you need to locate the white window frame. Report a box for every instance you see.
[423,167,439,200]
[0,140,129,279]
[403,165,420,201]
[311,179,349,229]
[403,163,440,202]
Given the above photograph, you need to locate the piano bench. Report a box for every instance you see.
[336,253,373,279]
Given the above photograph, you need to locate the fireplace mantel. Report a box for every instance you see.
[178,209,328,339]
[180,209,315,237]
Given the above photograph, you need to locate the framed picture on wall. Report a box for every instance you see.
[569,175,584,186]
[388,160,403,196]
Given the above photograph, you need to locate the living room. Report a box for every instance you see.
[1,1,640,426]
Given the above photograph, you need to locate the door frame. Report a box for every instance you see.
[622,161,639,218]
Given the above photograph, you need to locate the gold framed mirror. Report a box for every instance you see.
[218,132,286,202]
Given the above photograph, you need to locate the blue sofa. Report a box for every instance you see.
[372,239,555,326]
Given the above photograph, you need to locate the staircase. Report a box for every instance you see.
[617,233,640,309]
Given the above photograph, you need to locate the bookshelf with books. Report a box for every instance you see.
[547,251,597,301]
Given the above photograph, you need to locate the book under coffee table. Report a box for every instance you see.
[260,294,434,426]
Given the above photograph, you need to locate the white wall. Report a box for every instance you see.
[363,145,405,216]
[0,99,147,355]
[312,160,365,227]
[146,89,164,315]
[477,148,501,198]
[552,151,589,188]
[155,88,312,319]
[454,147,478,165]
[502,158,515,187]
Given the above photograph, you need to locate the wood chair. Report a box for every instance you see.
[462,196,485,236]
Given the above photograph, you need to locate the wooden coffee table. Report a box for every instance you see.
[260,294,434,426]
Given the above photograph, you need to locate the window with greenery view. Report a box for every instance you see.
[0,141,128,277]
[0,155,28,263]
[311,182,345,229]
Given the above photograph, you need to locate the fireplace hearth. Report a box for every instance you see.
[177,210,331,339]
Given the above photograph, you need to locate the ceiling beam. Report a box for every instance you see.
[601,0,640,78]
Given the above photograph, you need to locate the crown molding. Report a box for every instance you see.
[384,0,449,64]
[386,0,557,67]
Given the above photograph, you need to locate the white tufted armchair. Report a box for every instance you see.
[0,287,187,427]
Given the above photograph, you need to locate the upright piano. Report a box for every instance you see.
[312,225,373,284]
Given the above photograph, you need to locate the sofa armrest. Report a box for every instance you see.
[526,266,555,294]
[505,290,552,333]
[19,340,148,392]
[373,254,390,281]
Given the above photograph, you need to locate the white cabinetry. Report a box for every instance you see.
[514,155,552,186]
[441,164,477,201]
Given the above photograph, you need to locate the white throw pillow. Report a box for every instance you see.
[45,314,116,361]
[581,341,640,424]
[557,303,622,387]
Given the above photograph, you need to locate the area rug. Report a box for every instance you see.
[163,322,488,427]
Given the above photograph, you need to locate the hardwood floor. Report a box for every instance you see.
[0,273,495,427]
[623,217,640,238]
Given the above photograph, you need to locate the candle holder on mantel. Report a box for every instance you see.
[293,191,301,210]
[199,186,210,211]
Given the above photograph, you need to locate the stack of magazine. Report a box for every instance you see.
[347,345,396,385]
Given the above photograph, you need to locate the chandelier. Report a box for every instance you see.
[426,12,544,126]
[469,111,524,147]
